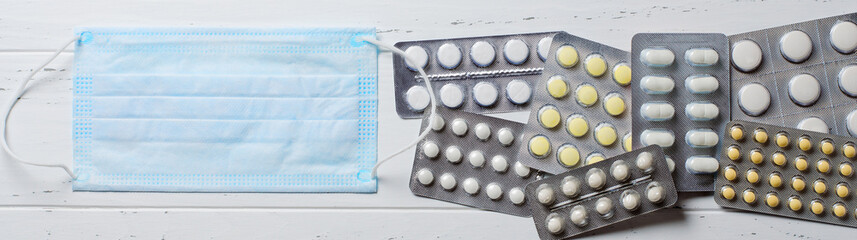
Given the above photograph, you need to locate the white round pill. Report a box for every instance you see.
[731,40,763,72]
[636,152,654,171]
[546,215,564,234]
[646,183,666,203]
[445,146,462,163]
[665,156,676,173]
[504,39,530,65]
[788,74,821,106]
[439,84,465,108]
[509,187,526,205]
[470,41,496,67]
[474,122,491,141]
[505,79,532,105]
[422,141,439,158]
[611,161,631,182]
[847,109,857,137]
[437,43,462,69]
[430,116,445,131]
[839,65,857,97]
[537,184,556,205]
[831,21,857,54]
[497,127,515,146]
[468,150,486,167]
[586,168,607,190]
[797,117,829,133]
[486,183,503,200]
[780,30,813,63]
[451,118,468,136]
[462,177,480,195]
[561,176,581,197]
[405,86,431,111]
[404,46,429,71]
[513,161,531,178]
[622,190,642,210]
[416,168,434,185]
[439,173,456,190]
[537,37,552,61]
[595,197,613,216]
[570,205,588,226]
[738,83,771,116]
[472,82,499,107]
[491,155,509,173]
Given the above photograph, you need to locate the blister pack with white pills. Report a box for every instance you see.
[517,32,633,174]
[524,146,677,240]
[393,32,560,119]
[730,13,857,136]
[716,120,857,227]
[410,107,544,216]
[631,33,730,192]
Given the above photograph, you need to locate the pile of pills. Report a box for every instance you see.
[525,146,677,239]
[631,33,730,191]
[409,108,541,216]
[716,120,857,227]
[393,32,559,119]
[517,32,633,174]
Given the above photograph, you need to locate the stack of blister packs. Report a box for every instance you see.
[391,12,857,239]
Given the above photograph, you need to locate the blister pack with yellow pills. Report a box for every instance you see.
[716,120,857,227]
[631,33,730,192]
[730,13,857,137]
[393,32,561,119]
[410,107,547,216]
[524,146,677,240]
[516,32,632,174]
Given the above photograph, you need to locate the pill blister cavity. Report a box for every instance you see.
[635,151,654,172]
[505,80,532,105]
[594,123,618,146]
[503,39,529,65]
[405,86,430,111]
[474,122,491,141]
[731,40,763,72]
[557,144,581,168]
[686,156,719,174]
[585,153,606,165]
[685,48,719,66]
[724,166,738,181]
[769,172,783,188]
[566,114,589,138]
[685,75,719,94]
[846,110,857,137]
[514,161,531,178]
[640,47,675,67]
[603,93,626,117]
[538,105,561,129]
[440,173,457,190]
[746,168,761,184]
[584,54,608,77]
[472,82,499,107]
[437,43,463,69]
[816,158,831,173]
[749,149,764,164]
[468,150,486,168]
[813,179,827,194]
[775,132,789,148]
[613,63,632,86]
[445,146,463,163]
[440,83,465,108]
[509,187,526,205]
[641,102,675,121]
[462,177,480,195]
[422,141,440,158]
[621,190,642,210]
[838,65,857,97]
[546,214,565,234]
[730,125,745,141]
[721,185,736,200]
[727,145,741,161]
[610,160,631,182]
[810,199,824,215]
[470,41,496,67]
[486,183,503,200]
[766,193,780,208]
[792,175,806,191]
[830,21,857,54]
[787,74,821,107]
[753,128,768,144]
[451,118,468,136]
[497,127,515,146]
[556,45,579,68]
[743,188,757,204]
[417,168,434,185]
[528,135,551,158]
[685,102,719,121]
[546,75,569,99]
[586,168,607,190]
[536,184,556,205]
[738,83,771,116]
[537,37,552,62]
[646,182,666,203]
[779,30,813,63]
[570,205,589,226]
[595,197,614,218]
[794,156,809,172]
[491,155,509,173]
[404,46,429,71]
[430,116,445,131]
[640,76,675,94]
[575,84,599,107]
[788,196,802,211]
[686,129,719,148]
[640,129,675,148]
[561,176,582,197]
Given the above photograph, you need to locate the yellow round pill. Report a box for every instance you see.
[575,84,598,107]
[594,123,617,146]
[817,159,830,173]
[612,63,632,86]
[836,183,850,198]
[724,167,738,181]
[743,189,757,204]
[623,134,632,152]
[603,93,626,116]
[769,173,783,188]
[584,54,607,77]
[730,126,745,141]
[750,150,764,164]
[529,135,551,158]
[727,146,741,161]
[766,193,780,208]
[811,200,824,215]
[557,144,581,167]
[556,45,579,68]
[772,152,787,166]
[746,169,760,184]
[794,156,808,171]
[538,106,561,129]
[843,143,856,158]
[799,136,812,151]
[721,185,736,200]
[776,132,789,148]
[792,176,806,191]
[841,162,854,177]
[546,75,569,99]
[566,115,589,138]
[820,140,835,155]
[586,153,605,165]
[833,203,847,218]
[788,196,802,211]
[754,129,768,144]
[814,180,827,194]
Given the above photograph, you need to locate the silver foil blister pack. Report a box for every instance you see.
[631,33,730,192]
[409,108,543,216]
[525,146,677,240]
[716,120,857,227]
[393,32,560,119]
[729,13,857,137]
[516,32,633,174]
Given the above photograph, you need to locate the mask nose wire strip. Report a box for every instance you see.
[361,37,436,180]
[1,37,79,180]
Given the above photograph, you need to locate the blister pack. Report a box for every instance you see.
[631,33,730,192]
[409,107,543,216]
[516,32,633,174]
[525,146,677,240]
[393,32,560,119]
[716,120,857,227]
[729,13,857,136]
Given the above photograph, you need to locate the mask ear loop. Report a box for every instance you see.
[1,37,79,180]
[361,37,437,180]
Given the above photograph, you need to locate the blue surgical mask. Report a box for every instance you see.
[70,27,378,192]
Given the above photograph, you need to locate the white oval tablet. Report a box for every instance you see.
[779,30,813,63]
[437,43,462,69]
[685,129,719,148]
[509,187,526,205]
[439,173,456,190]
[640,129,675,147]
[685,101,719,121]
[404,46,429,71]
[546,215,564,234]
[641,102,675,121]
[503,39,530,65]
[439,84,465,108]
[636,152,654,171]
[537,184,555,205]
[472,82,499,107]
[685,156,719,174]
[685,75,719,94]
[640,47,675,67]
[422,141,440,158]
[491,155,509,172]
[595,197,613,215]
[474,122,491,141]
[445,146,462,163]
[514,161,531,178]
[830,21,857,54]
[430,116,445,131]
[486,183,503,200]
[847,110,857,137]
[570,205,588,226]
[505,79,532,104]
[665,156,676,173]
[470,41,496,67]
[451,118,467,136]
[640,76,675,94]
[561,176,581,197]
[586,168,607,189]
[468,150,486,167]
[796,117,829,133]
[646,183,666,203]
[731,40,763,72]
[416,168,434,185]
[405,86,431,111]
[537,37,552,61]
[788,74,821,106]
[462,177,480,195]
[621,190,641,210]
[497,128,515,146]
[839,65,857,97]
[738,83,771,116]
[685,48,719,66]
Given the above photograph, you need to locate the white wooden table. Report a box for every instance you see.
[1,0,856,238]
